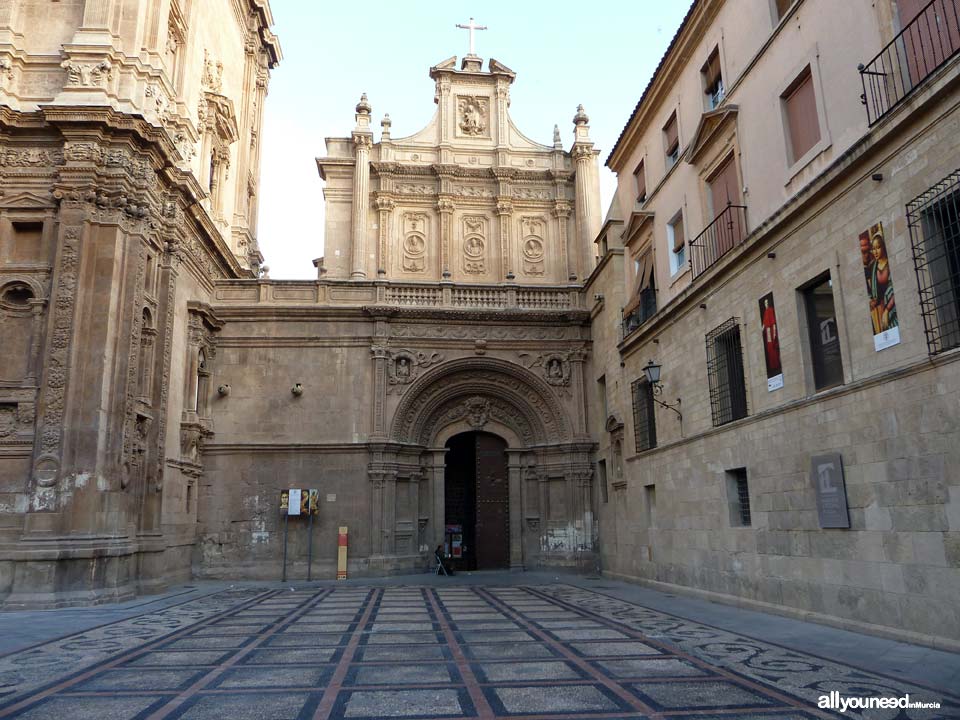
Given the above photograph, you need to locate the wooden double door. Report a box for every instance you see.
[444,432,509,570]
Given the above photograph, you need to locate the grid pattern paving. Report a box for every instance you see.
[0,584,955,719]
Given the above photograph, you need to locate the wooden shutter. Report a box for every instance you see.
[709,155,740,218]
[623,252,654,314]
[664,114,679,155]
[634,160,646,201]
[703,48,722,91]
[672,216,685,252]
[784,68,821,162]
[775,0,793,20]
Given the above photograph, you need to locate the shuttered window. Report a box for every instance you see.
[632,378,657,452]
[783,67,821,163]
[702,48,724,109]
[634,160,646,202]
[664,113,679,167]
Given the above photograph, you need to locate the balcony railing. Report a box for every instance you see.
[859,0,960,125]
[689,204,748,280]
[622,288,657,338]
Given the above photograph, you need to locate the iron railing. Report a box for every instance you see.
[906,169,960,354]
[689,204,748,280]
[621,288,657,338]
[859,0,960,125]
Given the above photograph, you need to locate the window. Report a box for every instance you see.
[907,170,960,354]
[598,375,608,421]
[667,212,686,275]
[782,66,821,164]
[706,318,748,426]
[725,468,751,526]
[138,308,156,401]
[598,460,608,504]
[631,378,657,452]
[644,484,656,527]
[702,47,724,109]
[774,0,795,21]
[194,349,210,415]
[803,273,844,391]
[633,159,647,203]
[663,112,680,168]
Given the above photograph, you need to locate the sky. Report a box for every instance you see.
[256,1,691,279]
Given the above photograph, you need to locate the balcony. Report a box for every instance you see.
[622,288,657,338]
[859,0,960,125]
[688,204,748,280]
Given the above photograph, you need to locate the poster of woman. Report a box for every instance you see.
[859,223,900,351]
[758,292,784,391]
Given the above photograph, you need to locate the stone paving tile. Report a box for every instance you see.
[474,660,583,682]
[346,662,455,686]
[264,632,347,647]
[172,692,315,719]
[124,649,233,666]
[355,644,449,662]
[568,640,664,657]
[364,631,442,644]
[240,646,340,664]
[13,695,169,720]
[487,684,626,714]
[458,630,535,643]
[461,642,559,660]
[211,665,334,689]
[593,657,713,679]
[160,635,251,650]
[335,688,470,718]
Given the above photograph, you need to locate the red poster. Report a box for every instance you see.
[758,292,784,391]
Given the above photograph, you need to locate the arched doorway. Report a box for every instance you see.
[444,431,509,570]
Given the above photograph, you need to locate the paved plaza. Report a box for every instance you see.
[0,573,956,720]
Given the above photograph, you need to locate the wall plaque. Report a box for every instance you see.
[811,453,850,528]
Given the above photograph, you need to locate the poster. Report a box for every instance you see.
[279,489,289,513]
[288,488,302,516]
[859,223,900,351]
[758,292,784,391]
[308,489,319,515]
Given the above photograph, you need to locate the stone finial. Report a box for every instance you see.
[553,124,562,148]
[381,113,392,129]
[356,92,371,115]
[573,104,589,127]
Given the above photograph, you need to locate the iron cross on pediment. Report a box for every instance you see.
[455,17,488,56]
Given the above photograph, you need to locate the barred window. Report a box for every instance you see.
[907,170,960,355]
[706,318,748,426]
[631,378,657,452]
[725,468,751,527]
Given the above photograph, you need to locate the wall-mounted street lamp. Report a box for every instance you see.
[643,360,683,425]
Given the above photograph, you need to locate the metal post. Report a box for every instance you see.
[307,509,314,582]
[282,513,289,583]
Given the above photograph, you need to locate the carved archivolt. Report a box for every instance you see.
[390,357,571,446]
[386,349,444,394]
[461,215,487,274]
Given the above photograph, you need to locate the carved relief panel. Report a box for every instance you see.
[460,215,488,275]
[456,96,490,138]
[520,216,546,277]
[401,212,428,273]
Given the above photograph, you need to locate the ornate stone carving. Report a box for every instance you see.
[454,184,494,198]
[514,187,552,200]
[401,212,428,273]
[120,245,148,486]
[520,216,546,276]
[202,50,223,92]
[457,96,489,136]
[461,215,487,274]
[464,396,491,429]
[0,148,64,167]
[518,351,571,390]
[0,406,15,438]
[61,59,113,88]
[386,349,444,394]
[397,183,433,195]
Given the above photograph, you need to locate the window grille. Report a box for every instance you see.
[907,169,960,354]
[726,468,752,526]
[705,318,748,426]
[631,378,657,452]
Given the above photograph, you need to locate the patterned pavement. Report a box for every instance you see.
[0,583,955,720]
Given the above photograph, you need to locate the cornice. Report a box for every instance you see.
[361,305,591,325]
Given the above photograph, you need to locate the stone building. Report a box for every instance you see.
[587,0,960,646]
[0,0,280,604]
[0,0,603,603]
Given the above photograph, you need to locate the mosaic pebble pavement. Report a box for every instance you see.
[0,583,955,720]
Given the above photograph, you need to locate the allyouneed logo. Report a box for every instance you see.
[818,691,941,712]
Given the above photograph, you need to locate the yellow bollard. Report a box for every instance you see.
[337,526,348,580]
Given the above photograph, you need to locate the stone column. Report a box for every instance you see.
[437,198,454,278]
[571,105,600,282]
[375,197,394,276]
[568,348,589,439]
[25,298,46,384]
[383,472,397,556]
[497,200,513,279]
[351,94,373,279]
[427,448,447,550]
[507,450,524,570]
[553,201,572,282]
[371,345,388,439]
[369,471,385,557]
